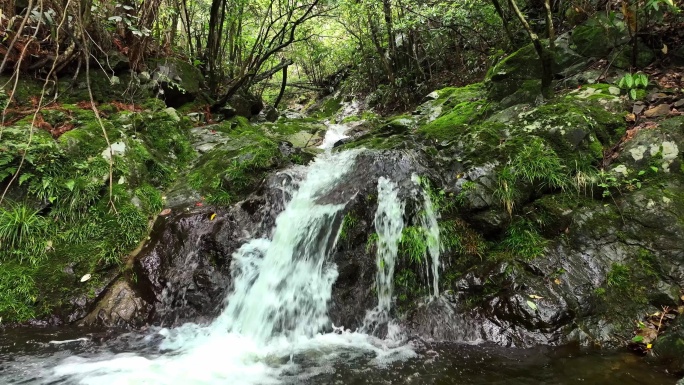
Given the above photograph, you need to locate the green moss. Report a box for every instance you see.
[310,97,342,119]
[418,100,488,141]
[514,98,625,169]
[0,99,195,323]
[131,111,195,168]
[187,135,283,205]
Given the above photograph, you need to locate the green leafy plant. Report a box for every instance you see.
[0,202,48,265]
[501,219,548,261]
[617,73,649,100]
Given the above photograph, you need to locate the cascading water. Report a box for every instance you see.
[412,174,442,298]
[47,128,416,385]
[212,148,359,343]
[361,177,405,333]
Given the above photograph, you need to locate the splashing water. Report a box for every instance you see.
[411,174,442,298]
[318,123,350,150]
[362,177,405,333]
[47,145,416,385]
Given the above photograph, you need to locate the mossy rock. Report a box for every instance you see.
[415,83,486,124]
[617,116,684,174]
[151,57,205,108]
[610,41,656,69]
[418,85,489,142]
[486,44,542,103]
[308,96,342,119]
[0,105,198,323]
[513,95,625,166]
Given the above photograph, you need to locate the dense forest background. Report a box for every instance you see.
[1,0,678,114]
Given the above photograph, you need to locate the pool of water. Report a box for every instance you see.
[0,327,678,385]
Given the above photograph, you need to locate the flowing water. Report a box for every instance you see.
[0,123,679,384]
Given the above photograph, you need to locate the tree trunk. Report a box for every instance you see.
[507,0,554,98]
[273,63,288,109]
[490,0,516,46]
[382,0,396,75]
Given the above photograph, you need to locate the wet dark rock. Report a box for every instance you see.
[152,58,205,108]
[326,150,437,331]
[405,182,684,347]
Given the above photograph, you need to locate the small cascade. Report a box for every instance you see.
[46,127,425,384]
[213,149,361,343]
[412,174,442,298]
[318,123,350,150]
[362,177,405,332]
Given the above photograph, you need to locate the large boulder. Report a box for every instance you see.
[152,58,205,108]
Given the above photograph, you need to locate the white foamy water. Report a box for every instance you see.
[49,149,416,385]
[318,123,350,150]
[362,177,405,333]
[411,174,442,298]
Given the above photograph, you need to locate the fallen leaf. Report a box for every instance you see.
[625,113,636,123]
[662,44,668,55]
[554,278,561,285]
[644,104,671,118]
[160,208,172,216]
[647,343,653,349]
[526,300,538,311]
[529,294,544,299]
[195,202,203,207]
[80,274,92,283]
[210,213,217,221]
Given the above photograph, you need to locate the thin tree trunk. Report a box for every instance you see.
[543,0,555,48]
[273,63,288,109]
[490,0,516,46]
[507,0,553,98]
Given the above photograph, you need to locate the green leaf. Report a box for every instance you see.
[65,180,75,191]
[650,166,659,173]
[526,300,538,311]
[18,172,33,186]
[638,170,646,176]
[636,74,649,87]
[629,88,637,100]
[625,74,635,88]
[632,335,645,343]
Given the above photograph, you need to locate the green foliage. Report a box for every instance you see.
[339,212,359,242]
[0,202,48,265]
[0,264,38,322]
[617,72,649,99]
[440,219,486,258]
[495,138,570,215]
[607,263,631,288]
[399,226,437,264]
[135,184,164,215]
[500,219,548,261]
[366,232,379,254]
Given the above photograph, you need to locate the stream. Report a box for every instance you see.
[0,120,679,385]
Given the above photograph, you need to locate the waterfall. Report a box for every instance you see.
[419,184,441,298]
[362,177,405,332]
[410,174,442,298]
[213,149,360,343]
